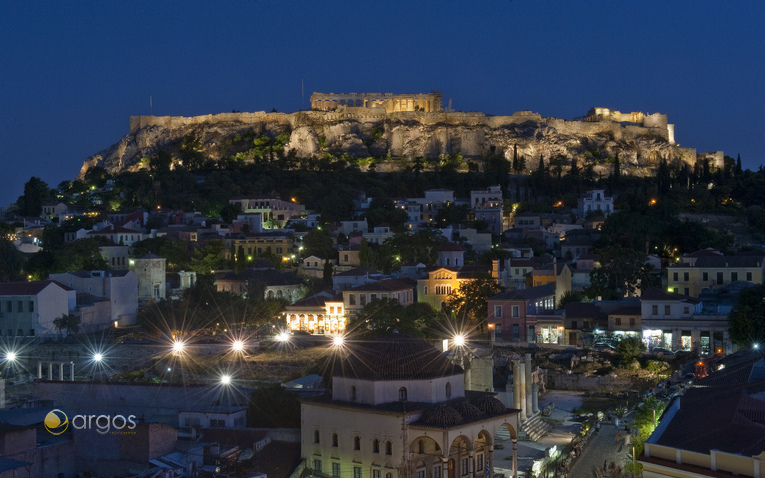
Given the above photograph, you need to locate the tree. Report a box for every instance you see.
[302,228,335,260]
[444,275,504,326]
[615,335,645,365]
[728,284,765,347]
[587,246,659,299]
[348,299,436,338]
[53,313,80,337]
[189,240,228,275]
[0,238,25,281]
[17,177,52,217]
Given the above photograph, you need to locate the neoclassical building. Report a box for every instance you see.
[300,332,520,478]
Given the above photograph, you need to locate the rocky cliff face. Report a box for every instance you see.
[80,110,695,178]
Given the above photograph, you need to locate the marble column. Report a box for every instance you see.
[59,363,64,381]
[525,353,533,417]
[70,362,75,381]
[469,450,475,478]
[512,439,518,478]
[512,360,521,411]
[519,362,527,420]
[48,362,53,380]
[532,383,539,414]
[442,457,449,478]
[38,362,42,379]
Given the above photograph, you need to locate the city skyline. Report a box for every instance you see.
[1,1,764,208]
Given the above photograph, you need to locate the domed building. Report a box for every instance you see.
[300,332,520,478]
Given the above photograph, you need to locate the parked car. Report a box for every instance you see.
[651,347,675,357]
[593,342,616,352]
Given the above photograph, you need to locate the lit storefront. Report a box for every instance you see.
[282,292,346,336]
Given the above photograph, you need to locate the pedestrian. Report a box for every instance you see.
[615,417,619,427]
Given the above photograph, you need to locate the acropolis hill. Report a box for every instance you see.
[80,92,723,177]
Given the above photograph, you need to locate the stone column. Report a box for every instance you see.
[59,363,64,381]
[519,362,527,420]
[532,383,539,414]
[48,362,53,380]
[442,457,449,478]
[512,439,518,478]
[70,362,75,381]
[488,445,494,478]
[469,450,475,478]
[38,362,42,379]
[525,353,533,417]
[512,359,521,411]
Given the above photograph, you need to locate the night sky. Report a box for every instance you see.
[1,1,763,208]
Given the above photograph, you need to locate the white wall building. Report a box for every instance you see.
[0,281,76,337]
[48,270,139,327]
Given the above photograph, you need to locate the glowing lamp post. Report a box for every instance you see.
[5,351,17,362]
[332,335,344,347]
[231,340,244,353]
[93,353,103,363]
[220,374,232,386]
[172,340,185,355]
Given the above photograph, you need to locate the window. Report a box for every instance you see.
[747,272,753,281]
[17,329,22,337]
[17,301,22,313]
[434,466,441,478]
[652,305,658,315]
[353,435,360,451]
[385,441,392,455]
[399,387,407,401]
[313,429,320,444]
[571,320,577,329]
[416,471,425,478]
[673,272,678,281]
[332,462,341,477]
[615,318,622,326]
[629,318,636,327]
[329,306,335,314]
[684,307,689,314]
[529,325,535,342]
[494,305,502,318]
[418,440,424,454]
[673,288,678,294]
[332,433,338,447]
[360,295,367,306]
[210,419,225,427]
[314,460,322,472]
[512,305,519,318]
[702,272,709,281]
[731,272,738,281]
[373,471,381,478]
[477,454,484,471]
[683,272,690,281]
[446,382,452,398]
[351,386,357,401]
[353,466,362,478]
[512,324,520,340]
[349,294,356,305]
[684,288,690,296]
[664,305,671,315]
[28,301,34,312]
[461,457,469,475]
[373,438,379,453]
[5,302,10,313]
[716,272,724,284]
[423,286,428,296]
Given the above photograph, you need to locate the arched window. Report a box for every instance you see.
[446,382,452,398]
[373,438,380,453]
[313,429,320,444]
[385,440,392,455]
[399,387,407,401]
[353,435,361,451]
[418,440,424,454]
[332,433,338,447]
[351,386,357,401]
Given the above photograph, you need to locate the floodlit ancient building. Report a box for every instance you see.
[310,92,443,113]
[300,332,520,478]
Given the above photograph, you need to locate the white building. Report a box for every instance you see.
[300,332,520,478]
[0,281,76,337]
[576,189,614,217]
[130,253,166,302]
[48,270,139,327]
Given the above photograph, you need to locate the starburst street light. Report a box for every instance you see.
[172,340,186,354]
[276,332,290,342]
[220,374,232,385]
[332,335,345,347]
[453,334,466,347]
[231,340,245,353]
[5,351,16,362]
[93,353,103,362]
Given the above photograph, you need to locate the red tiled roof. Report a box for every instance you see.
[333,332,462,381]
[439,242,464,252]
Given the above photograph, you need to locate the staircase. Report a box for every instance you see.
[521,413,553,441]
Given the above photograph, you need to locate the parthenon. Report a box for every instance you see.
[310,91,443,113]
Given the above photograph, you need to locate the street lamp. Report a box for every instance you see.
[93,353,103,363]
[5,351,16,362]
[220,374,232,386]
[231,340,245,353]
[453,334,466,347]
[332,335,344,347]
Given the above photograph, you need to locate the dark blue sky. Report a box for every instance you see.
[1,1,763,208]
